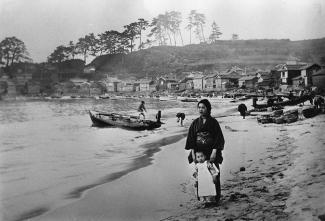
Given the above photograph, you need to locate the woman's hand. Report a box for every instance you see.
[210,149,217,162]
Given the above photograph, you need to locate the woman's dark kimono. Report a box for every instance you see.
[185,115,225,200]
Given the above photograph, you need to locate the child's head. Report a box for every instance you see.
[195,151,206,163]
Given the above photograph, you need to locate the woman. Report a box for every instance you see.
[185,99,225,203]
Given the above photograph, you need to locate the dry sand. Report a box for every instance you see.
[33,111,325,221]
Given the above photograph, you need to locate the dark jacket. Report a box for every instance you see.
[185,116,225,164]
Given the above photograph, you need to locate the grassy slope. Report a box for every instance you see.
[90,38,325,79]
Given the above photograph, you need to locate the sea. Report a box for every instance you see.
[0,97,237,221]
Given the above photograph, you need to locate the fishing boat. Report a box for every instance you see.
[302,106,319,118]
[89,110,162,130]
[99,94,110,99]
[178,97,198,102]
[253,94,312,109]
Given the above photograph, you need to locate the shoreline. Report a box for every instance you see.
[12,130,188,221]
[29,112,284,221]
[5,102,325,221]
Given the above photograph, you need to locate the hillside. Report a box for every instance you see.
[89,38,325,79]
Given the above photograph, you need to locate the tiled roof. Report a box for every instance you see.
[292,76,303,80]
[313,69,325,76]
[239,76,257,81]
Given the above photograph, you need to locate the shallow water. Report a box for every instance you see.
[0,98,236,221]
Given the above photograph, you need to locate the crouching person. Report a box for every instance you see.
[176,112,185,126]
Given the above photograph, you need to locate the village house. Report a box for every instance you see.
[279,61,321,89]
[291,76,304,89]
[192,73,205,91]
[0,75,10,95]
[226,66,246,76]
[26,81,41,95]
[120,81,135,92]
[269,64,284,88]
[156,77,177,91]
[104,77,121,92]
[312,69,325,90]
[218,71,242,89]
[134,79,155,92]
[5,79,17,97]
[204,73,219,91]
[256,70,274,89]
[178,77,193,91]
[238,75,258,88]
[84,65,96,74]
[167,81,179,91]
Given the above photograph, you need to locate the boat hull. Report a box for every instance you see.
[89,111,161,130]
[254,95,312,109]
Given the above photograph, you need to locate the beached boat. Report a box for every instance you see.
[257,108,298,124]
[159,95,177,101]
[178,97,198,102]
[99,94,110,99]
[302,106,319,118]
[253,94,312,109]
[89,110,162,130]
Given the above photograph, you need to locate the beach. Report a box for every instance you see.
[26,102,325,221]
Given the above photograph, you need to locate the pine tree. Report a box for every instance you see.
[209,21,222,43]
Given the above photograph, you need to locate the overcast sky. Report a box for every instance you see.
[1,0,324,63]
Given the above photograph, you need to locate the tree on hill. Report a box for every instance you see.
[47,45,69,63]
[136,18,149,50]
[232,34,239,40]
[188,10,206,43]
[98,30,120,55]
[168,11,183,46]
[187,10,196,44]
[76,33,99,63]
[67,41,77,59]
[209,21,222,43]
[149,12,184,46]
[0,36,31,68]
[123,22,139,53]
[149,15,167,46]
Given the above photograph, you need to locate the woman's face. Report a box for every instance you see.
[198,103,208,117]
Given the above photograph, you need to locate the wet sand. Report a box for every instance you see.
[31,111,325,221]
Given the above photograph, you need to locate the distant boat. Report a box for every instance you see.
[89,110,162,130]
[99,94,110,99]
[179,97,198,102]
[159,95,177,101]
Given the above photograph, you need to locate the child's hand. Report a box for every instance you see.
[192,171,198,178]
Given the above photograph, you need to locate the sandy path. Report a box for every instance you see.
[164,114,325,221]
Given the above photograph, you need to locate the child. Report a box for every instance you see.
[193,151,219,203]
[176,112,185,126]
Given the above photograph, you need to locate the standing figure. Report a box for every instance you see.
[193,151,219,203]
[185,99,225,203]
[176,112,186,126]
[156,110,161,123]
[237,103,248,119]
[138,101,147,119]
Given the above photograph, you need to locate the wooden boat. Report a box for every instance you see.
[179,97,198,102]
[99,94,110,99]
[302,106,319,118]
[89,110,162,130]
[253,94,312,109]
